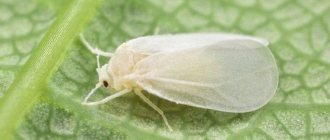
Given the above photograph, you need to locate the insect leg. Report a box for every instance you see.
[135,89,173,131]
[79,34,113,57]
[82,89,131,106]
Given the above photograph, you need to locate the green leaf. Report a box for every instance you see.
[0,0,102,139]
[1,0,330,139]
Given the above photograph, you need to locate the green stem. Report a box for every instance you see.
[0,0,102,139]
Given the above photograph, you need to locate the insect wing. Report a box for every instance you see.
[125,33,268,55]
[133,37,278,112]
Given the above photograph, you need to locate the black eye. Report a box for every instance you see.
[103,81,109,87]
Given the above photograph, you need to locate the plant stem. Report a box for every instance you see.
[0,0,103,139]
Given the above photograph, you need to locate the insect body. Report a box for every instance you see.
[81,33,279,131]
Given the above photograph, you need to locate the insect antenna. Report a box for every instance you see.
[83,83,101,103]
[79,34,113,57]
[83,89,131,106]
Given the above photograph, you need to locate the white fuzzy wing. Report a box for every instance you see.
[132,37,278,113]
[125,33,269,55]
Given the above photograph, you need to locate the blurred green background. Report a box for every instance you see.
[0,0,330,139]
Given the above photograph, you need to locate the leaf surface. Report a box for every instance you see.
[1,0,330,139]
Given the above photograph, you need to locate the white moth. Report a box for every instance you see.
[80,33,279,131]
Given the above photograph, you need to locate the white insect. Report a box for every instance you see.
[80,33,279,131]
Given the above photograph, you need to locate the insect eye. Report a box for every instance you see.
[103,81,109,87]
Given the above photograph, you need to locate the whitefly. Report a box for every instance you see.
[80,33,279,131]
